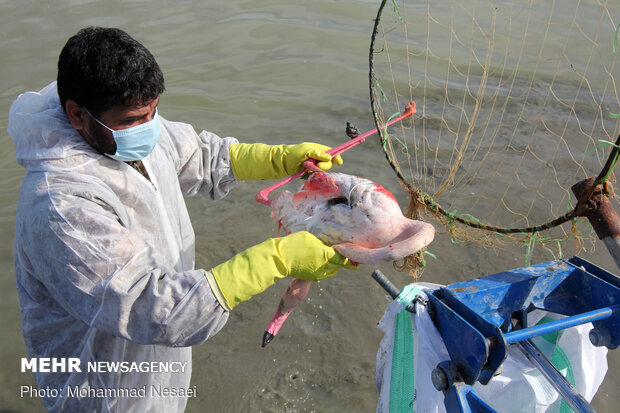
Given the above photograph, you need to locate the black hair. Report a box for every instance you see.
[57,27,165,115]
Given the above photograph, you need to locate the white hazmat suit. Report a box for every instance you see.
[8,82,239,412]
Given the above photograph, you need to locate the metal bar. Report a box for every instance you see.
[371,269,416,313]
[572,177,620,272]
[517,339,597,413]
[504,305,620,344]
[371,269,401,299]
[602,237,620,272]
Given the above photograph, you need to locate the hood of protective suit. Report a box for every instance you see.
[8,81,95,171]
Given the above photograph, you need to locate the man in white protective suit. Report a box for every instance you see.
[8,26,355,412]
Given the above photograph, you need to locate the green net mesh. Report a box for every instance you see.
[369,0,620,272]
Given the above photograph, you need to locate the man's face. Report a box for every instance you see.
[67,98,159,156]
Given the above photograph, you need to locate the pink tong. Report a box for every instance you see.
[255,101,416,206]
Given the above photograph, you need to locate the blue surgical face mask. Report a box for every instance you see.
[85,108,160,162]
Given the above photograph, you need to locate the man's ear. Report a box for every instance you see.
[64,99,87,131]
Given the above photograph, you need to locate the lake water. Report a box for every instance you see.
[0,0,618,411]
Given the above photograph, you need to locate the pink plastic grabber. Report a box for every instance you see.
[255,101,416,206]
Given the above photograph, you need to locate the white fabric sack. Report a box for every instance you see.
[376,283,608,413]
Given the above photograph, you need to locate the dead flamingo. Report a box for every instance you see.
[262,172,434,346]
[254,102,419,347]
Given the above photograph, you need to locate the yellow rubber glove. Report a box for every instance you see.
[229,142,344,180]
[209,231,356,309]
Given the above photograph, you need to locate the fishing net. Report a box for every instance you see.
[369,0,620,272]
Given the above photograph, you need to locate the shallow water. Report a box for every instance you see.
[0,0,619,411]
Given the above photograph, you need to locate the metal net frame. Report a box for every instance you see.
[369,0,620,271]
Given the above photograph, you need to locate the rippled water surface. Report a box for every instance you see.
[1,1,618,411]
